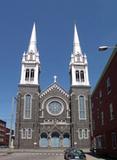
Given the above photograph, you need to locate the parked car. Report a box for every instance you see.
[64,147,86,160]
[64,147,73,159]
[0,145,8,148]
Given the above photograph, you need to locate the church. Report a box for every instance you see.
[15,23,91,149]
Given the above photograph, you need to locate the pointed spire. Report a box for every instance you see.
[73,24,82,55]
[28,22,37,53]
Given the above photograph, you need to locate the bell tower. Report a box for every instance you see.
[20,23,40,86]
[69,24,91,149]
[15,23,41,149]
[69,24,90,87]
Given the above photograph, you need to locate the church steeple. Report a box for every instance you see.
[20,23,40,85]
[69,24,90,87]
[28,23,37,54]
[69,24,91,149]
[73,24,82,55]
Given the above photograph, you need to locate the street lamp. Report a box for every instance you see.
[9,96,18,148]
[9,97,14,148]
[98,45,117,51]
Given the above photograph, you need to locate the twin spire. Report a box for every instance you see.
[28,23,82,55]
[21,22,88,86]
[28,23,82,57]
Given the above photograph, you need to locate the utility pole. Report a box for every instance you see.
[9,97,14,148]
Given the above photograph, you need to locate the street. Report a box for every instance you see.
[0,150,108,160]
[0,152,63,160]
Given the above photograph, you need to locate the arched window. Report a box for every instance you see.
[80,70,84,82]
[24,94,32,119]
[27,128,32,139]
[76,70,79,81]
[25,69,29,80]
[84,129,89,139]
[78,129,83,139]
[30,69,34,80]
[21,128,26,139]
[79,95,86,120]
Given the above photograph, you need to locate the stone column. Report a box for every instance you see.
[60,135,63,148]
[48,135,51,148]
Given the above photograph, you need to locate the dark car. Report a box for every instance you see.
[64,148,73,159]
[64,147,86,160]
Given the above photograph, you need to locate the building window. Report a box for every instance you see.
[109,103,114,120]
[99,90,103,104]
[75,70,85,82]
[99,90,102,98]
[78,129,83,139]
[25,68,35,81]
[30,69,34,80]
[0,138,4,142]
[92,121,95,131]
[76,70,79,81]
[78,128,89,140]
[79,95,86,120]
[101,112,104,125]
[21,128,32,139]
[80,70,84,82]
[96,135,105,149]
[25,69,29,80]
[21,128,26,139]
[91,102,94,109]
[24,94,32,119]
[84,129,89,139]
[27,128,32,139]
[112,132,117,149]
[106,77,111,94]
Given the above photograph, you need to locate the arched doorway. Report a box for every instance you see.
[63,133,70,147]
[39,132,48,147]
[51,132,60,148]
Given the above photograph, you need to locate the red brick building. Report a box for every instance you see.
[0,119,11,147]
[0,119,7,146]
[5,128,10,147]
[91,47,117,158]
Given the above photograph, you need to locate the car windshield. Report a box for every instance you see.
[71,149,85,156]
[74,149,82,153]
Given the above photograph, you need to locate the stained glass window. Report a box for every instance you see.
[79,96,86,119]
[24,95,32,119]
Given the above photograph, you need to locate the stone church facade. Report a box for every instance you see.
[15,23,91,149]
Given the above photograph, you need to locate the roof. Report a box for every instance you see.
[40,82,69,98]
[0,119,6,124]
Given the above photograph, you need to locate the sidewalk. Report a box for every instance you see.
[0,148,106,160]
[0,148,64,156]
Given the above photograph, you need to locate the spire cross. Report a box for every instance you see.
[54,75,57,83]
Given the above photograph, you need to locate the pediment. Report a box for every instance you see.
[40,83,69,98]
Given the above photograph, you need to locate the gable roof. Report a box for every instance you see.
[40,82,69,98]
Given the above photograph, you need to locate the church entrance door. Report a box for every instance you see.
[51,132,60,148]
[63,133,70,147]
[39,133,48,147]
